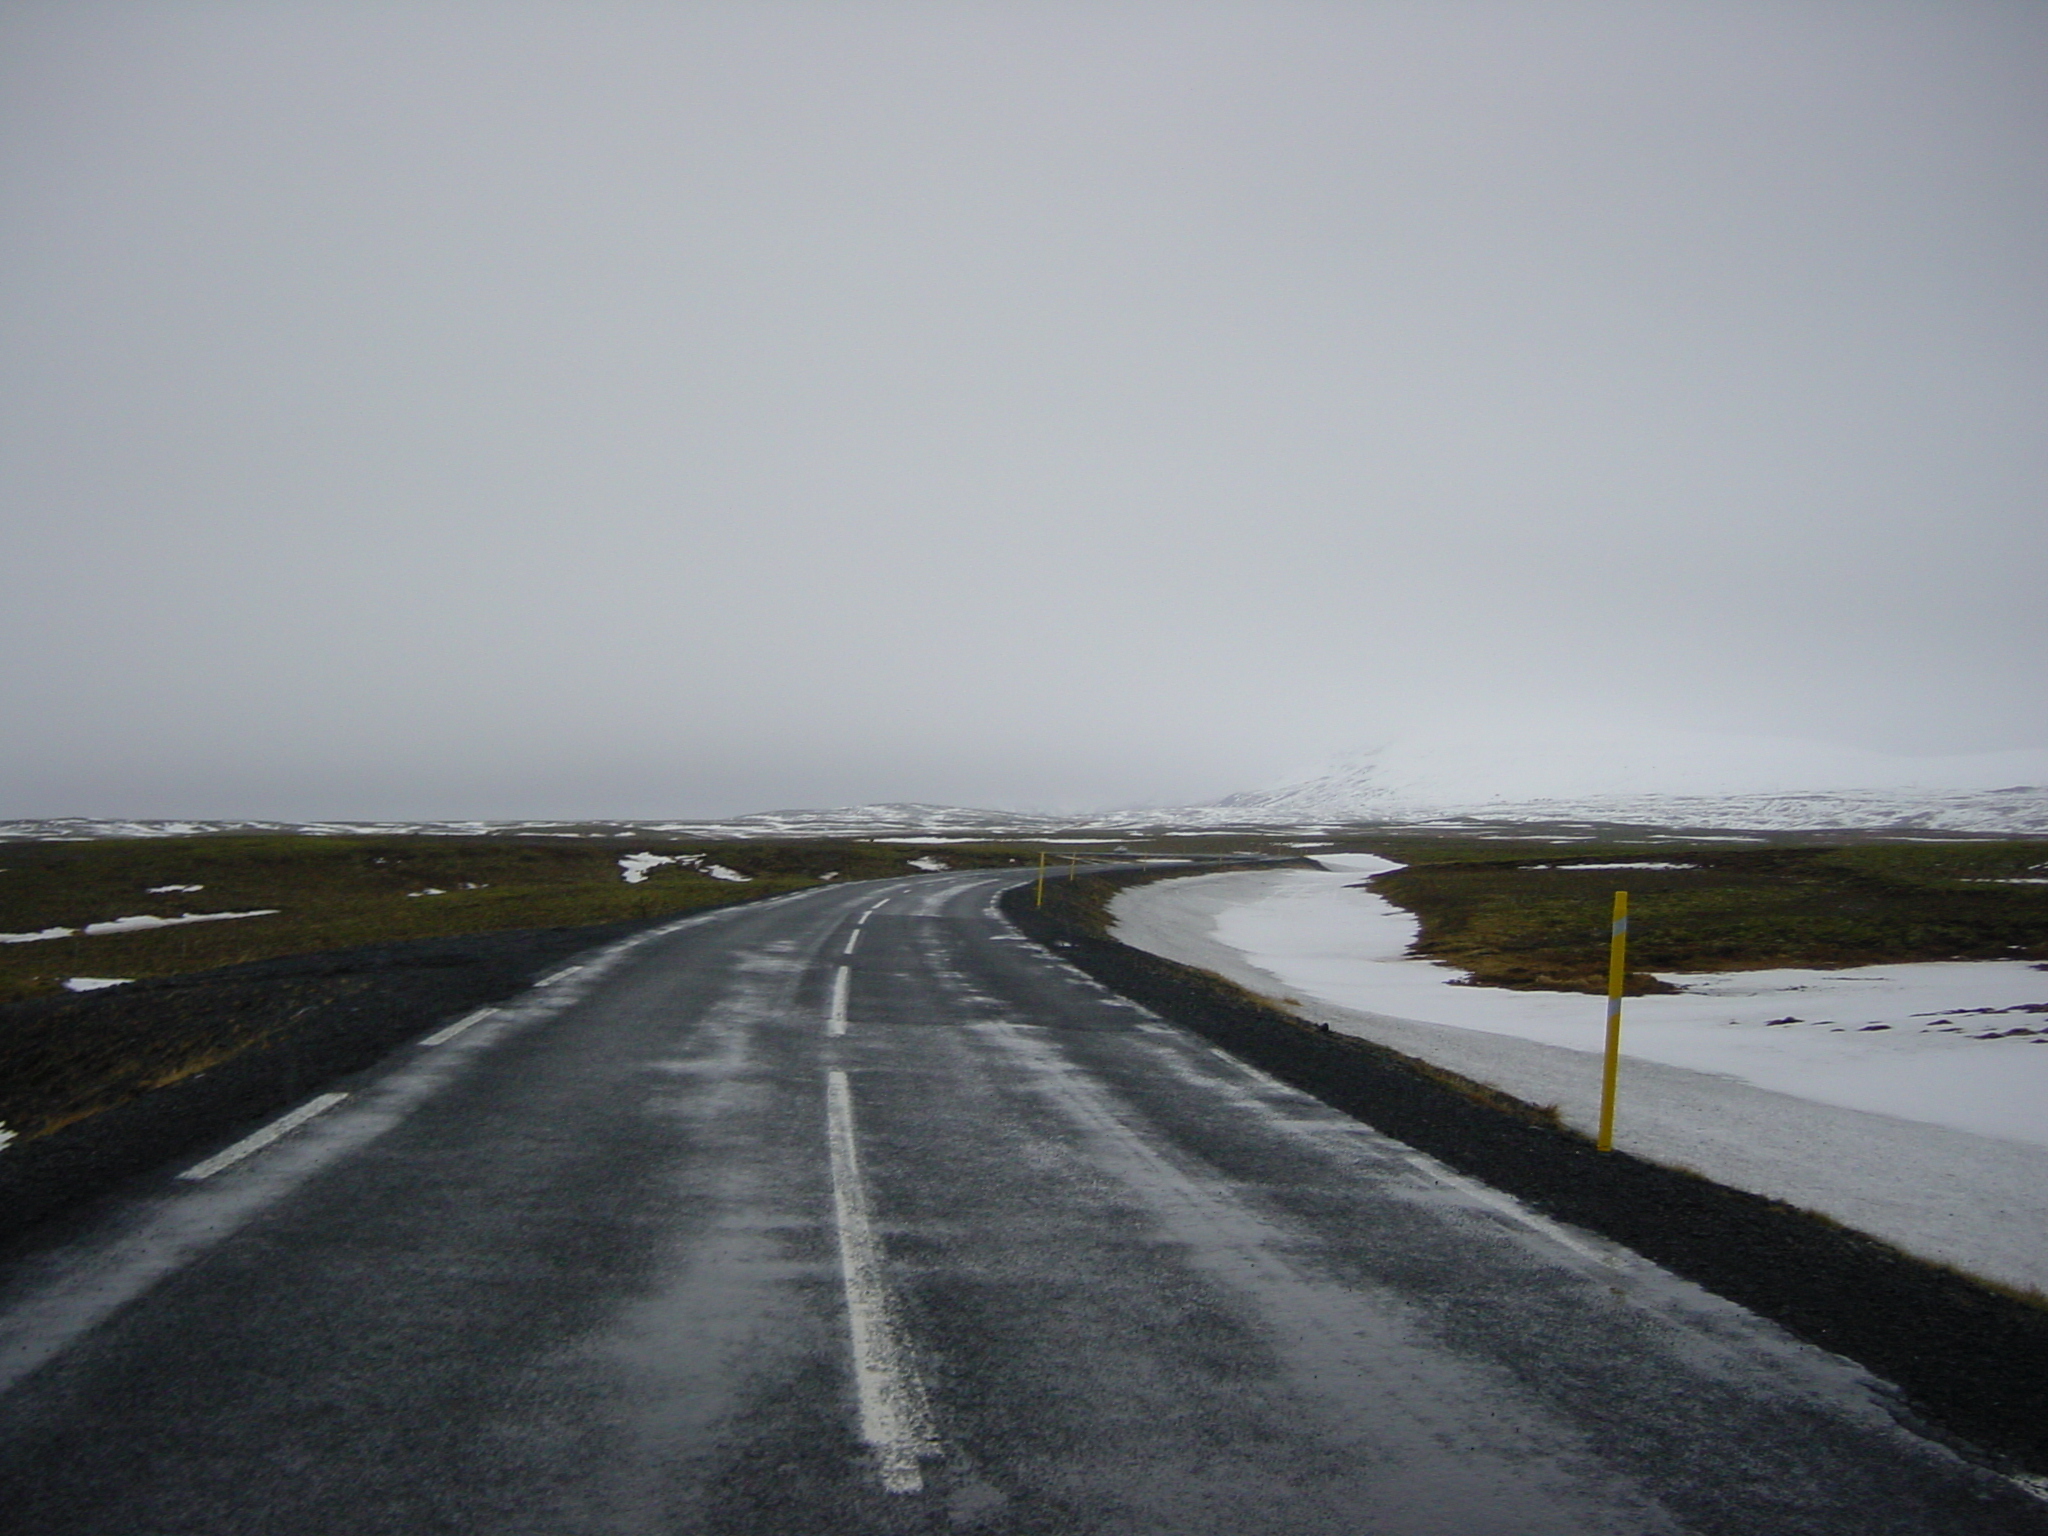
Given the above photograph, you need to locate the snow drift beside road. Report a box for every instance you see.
[1111,862,2048,1295]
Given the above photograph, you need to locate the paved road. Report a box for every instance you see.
[0,871,2041,1535]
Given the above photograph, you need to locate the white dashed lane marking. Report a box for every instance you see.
[828,967,851,1037]
[178,1094,350,1182]
[421,1007,496,1046]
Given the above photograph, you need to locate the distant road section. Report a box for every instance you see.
[0,872,2039,1534]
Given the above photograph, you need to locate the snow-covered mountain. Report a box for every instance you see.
[1186,727,2048,834]
[644,803,1071,838]
[0,806,1075,843]
[1190,781,2048,836]
[7,729,2047,841]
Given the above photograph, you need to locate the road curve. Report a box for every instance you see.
[0,870,2040,1535]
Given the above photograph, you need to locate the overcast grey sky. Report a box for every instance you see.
[3,0,2043,818]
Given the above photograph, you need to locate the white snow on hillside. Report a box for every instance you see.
[1188,724,2048,834]
[5,725,2047,840]
[1111,861,2048,1295]
[0,805,1079,843]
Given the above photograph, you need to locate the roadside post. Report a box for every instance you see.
[1035,851,1047,906]
[1597,891,1628,1151]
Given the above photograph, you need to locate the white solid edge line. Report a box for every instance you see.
[825,1070,940,1493]
[178,1093,350,1182]
[842,928,862,955]
[828,967,851,1037]
[421,1006,497,1047]
[1401,1153,1614,1266]
[536,964,584,986]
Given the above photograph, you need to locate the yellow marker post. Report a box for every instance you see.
[1035,851,1047,907]
[1597,891,1628,1152]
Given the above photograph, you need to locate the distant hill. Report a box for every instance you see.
[7,729,2047,841]
[1192,780,2048,836]
[1184,727,2048,834]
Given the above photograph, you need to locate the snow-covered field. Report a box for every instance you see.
[1111,858,2048,1295]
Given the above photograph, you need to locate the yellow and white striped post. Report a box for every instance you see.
[1597,891,1628,1152]
[1035,851,1047,907]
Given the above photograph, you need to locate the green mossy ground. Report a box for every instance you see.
[0,833,1036,1142]
[0,834,1031,1005]
[1358,838,2048,993]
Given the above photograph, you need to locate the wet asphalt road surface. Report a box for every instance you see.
[0,870,2043,1535]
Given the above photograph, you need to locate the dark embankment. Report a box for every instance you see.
[1001,867,2048,1480]
[0,917,657,1251]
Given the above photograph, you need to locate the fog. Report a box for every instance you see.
[4,1,2043,817]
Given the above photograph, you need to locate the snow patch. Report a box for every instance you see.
[146,884,203,893]
[1307,854,1405,876]
[618,851,750,883]
[63,977,132,992]
[908,856,950,872]
[1197,870,2048,1141]
[6,910,278,942]
[620,851,693,883]
[1112,868,2048,1294]
[1525,862,1696,871]
[84,910,278,936]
